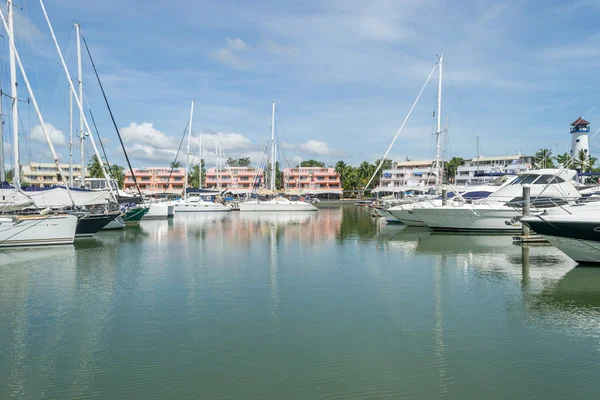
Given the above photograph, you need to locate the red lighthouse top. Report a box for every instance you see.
[571,117,589,126]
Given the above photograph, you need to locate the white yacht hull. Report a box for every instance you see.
[378,209,402,224]
[413,206,521,232]
[0,214,77,247]
[543,235,600,263]
[388,208,427,226]
[239,200,317,212]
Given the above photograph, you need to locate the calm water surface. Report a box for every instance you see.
[1,206,600,399]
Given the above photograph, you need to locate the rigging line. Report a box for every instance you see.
[163,121,188,196]
[364,61,438,193]
[88,106,111,172]
[81,32,144,204]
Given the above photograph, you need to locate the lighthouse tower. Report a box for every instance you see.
[570,117,590,160]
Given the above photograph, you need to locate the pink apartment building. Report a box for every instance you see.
[124,167,186,193]
[205,167,265,190]
[283,167,342,194]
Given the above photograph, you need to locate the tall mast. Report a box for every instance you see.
[75,23,85,186]
[270,101,276,192]
[69,88,73,186]
[8,0,18,189]
[214,134,219,190]
[184,100,194,199]
[37,3,116,200]
[0,71,4,182]
[0,3,75,204]
[198,131,202,189]
[434,51,443,187]
[476,136,480,176]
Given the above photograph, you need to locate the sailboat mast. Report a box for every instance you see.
[75,23,85,186]
[0,72,4,182]
[8,0,18,189]
[69,88,73,186]
[434,51,443,186]
[184,100,194,200]
[198,131,202,189]
[270,101,276,192]
[38,4,116,200]
[0,4,75,204]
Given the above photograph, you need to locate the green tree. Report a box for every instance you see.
[5,169,13,183]
[574,149,596,172]
[534,149,555,169]
[87,155,104,178]
[170,161,182,169]
[188,165,200,188]
[226,157,251,167]
[300,159,325,167]
[554,152,571,168]
[109,165,125,189]
[445,157,465,183]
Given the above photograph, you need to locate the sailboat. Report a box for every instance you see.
[0,0,77,247]
[240,102,317,212]
[171,101,231,213]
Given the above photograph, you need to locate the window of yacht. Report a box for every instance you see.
[511,174,538,185]
[534,174,561,184]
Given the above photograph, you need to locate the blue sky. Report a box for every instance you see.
[2,0,600,170]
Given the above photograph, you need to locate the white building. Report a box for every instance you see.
[454,155,533,186]
[375,160,441,193]
[570,117,590,160]
[21,162,88,187]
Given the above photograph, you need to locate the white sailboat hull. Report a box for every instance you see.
[173,201,231,213]
[0,214,77,247]
[239,200,317,212]
[144,203,172,219]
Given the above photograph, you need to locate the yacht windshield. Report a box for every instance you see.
[489,175,510,186]
[511,174,539,185]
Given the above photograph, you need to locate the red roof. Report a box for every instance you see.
[571,117,590,126]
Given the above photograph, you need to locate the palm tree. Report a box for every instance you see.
[554,152,571,168]
[574,149,595,172]
[87,155,104,178]
[534,148,555,169]
[170,161,182,169]
[335,160,348,187]
[445,157,464,184]
[109,165,125,189]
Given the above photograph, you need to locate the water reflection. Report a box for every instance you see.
[1,206,600,399]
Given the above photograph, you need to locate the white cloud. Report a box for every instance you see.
[283,140,348,158]
[211,37,250,68]
[30,123,66,147]
[227,37,249,50]
[265,40,299,56]
[119,121,256,166]
[121,122,173,149]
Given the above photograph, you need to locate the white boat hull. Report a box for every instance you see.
[173,203,231,212]
[388,208,427,226]
[413,206,521,232]
[0,215,77,247]
[145,203,171,219]
[543,235,600,263]
[378,209,402,224]
[239,200,317,212]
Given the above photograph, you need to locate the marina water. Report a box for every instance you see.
[1,206,599,399]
